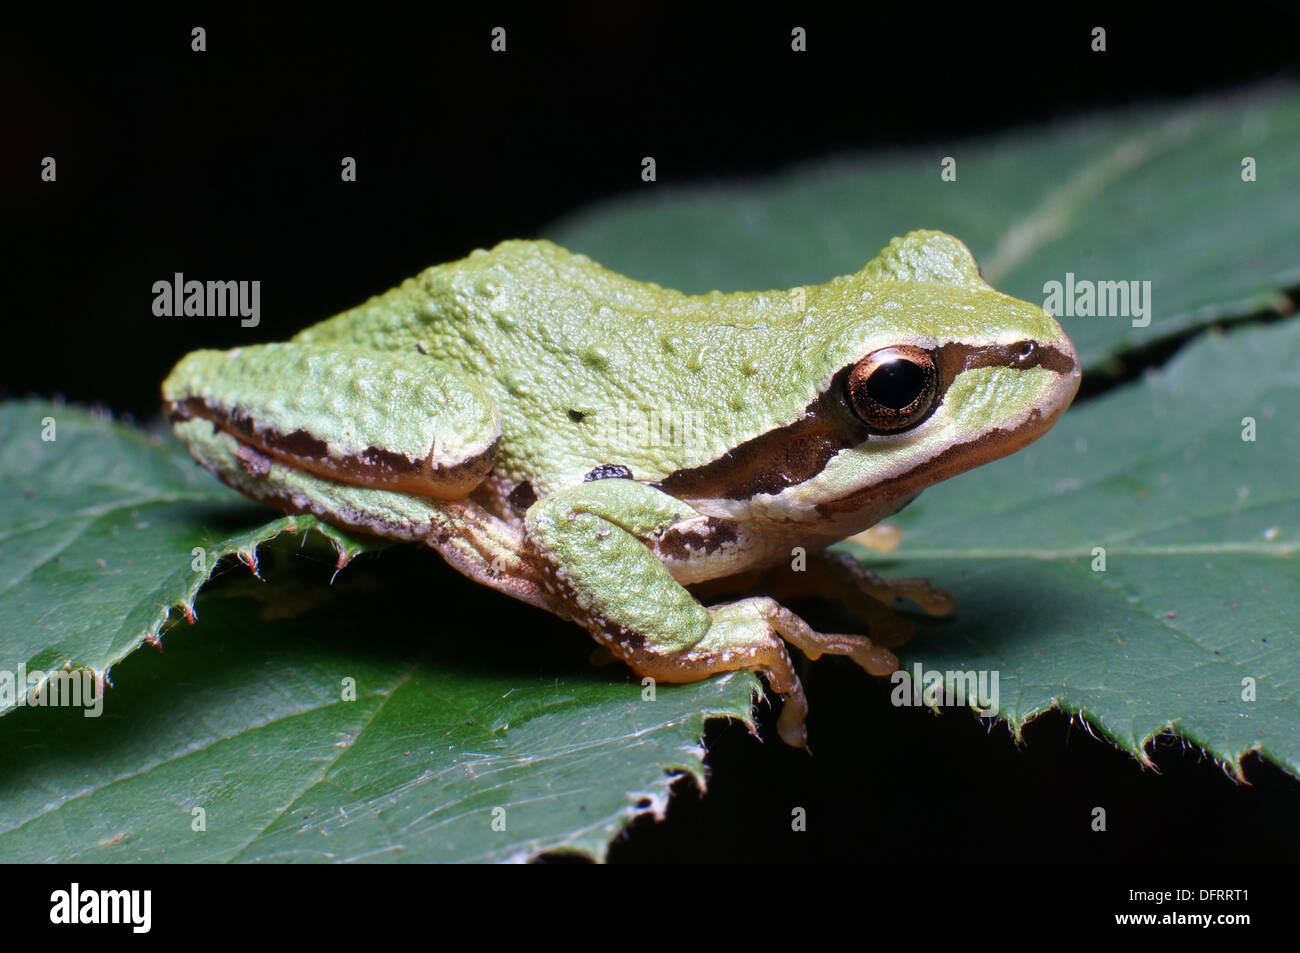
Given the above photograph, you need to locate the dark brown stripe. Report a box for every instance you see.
[169,396,497,499]
[654,364,866,501]
[934,340,1075,392]
[653,340,1074,502]
[654,516,741,561]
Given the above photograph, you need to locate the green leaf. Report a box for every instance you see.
[844,317,1300,778]
[0,401,757,862]
[0,401,368,716]
[547,85,1300,374]
[0,536,755,862]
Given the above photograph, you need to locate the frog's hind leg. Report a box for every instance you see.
[164,343,559,611]
[167,413,553,612]
[164,342,500,500]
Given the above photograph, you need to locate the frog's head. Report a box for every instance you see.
[801,229,1081,529]
[662,230,1081,536]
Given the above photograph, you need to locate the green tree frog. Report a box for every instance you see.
[162,231,1079,746]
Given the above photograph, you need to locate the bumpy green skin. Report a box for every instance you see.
[163,343,498,470]
[290,233,1068,495]
[525,479,710,653]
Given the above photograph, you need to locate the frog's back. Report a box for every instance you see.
[294,240,837,490]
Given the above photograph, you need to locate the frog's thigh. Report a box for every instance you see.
[524,481,898,747]
[170,418,549,609]
[164,343,500,499]
[171,416,454,542]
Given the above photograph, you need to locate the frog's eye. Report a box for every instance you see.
[846,345,938,432]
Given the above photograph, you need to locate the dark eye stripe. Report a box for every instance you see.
[933,339,1074,392]
[652,340,1076,502]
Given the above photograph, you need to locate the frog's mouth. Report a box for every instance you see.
[654,337,1080,509]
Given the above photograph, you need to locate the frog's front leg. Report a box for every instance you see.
[524,479,896,747]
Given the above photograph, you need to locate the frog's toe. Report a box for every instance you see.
[819,548,954,616]
[836,591,917,649]
[878,577,956,617]
[624,596,902,748]
[805,549,954,650]
[754,600,899,676]
[775,691,809,749]
[621,597,812,748]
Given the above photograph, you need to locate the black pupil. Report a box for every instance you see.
[867,360,925,410]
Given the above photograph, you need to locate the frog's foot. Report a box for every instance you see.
[695,550,954,650]
[812,549,955,617]
[795,551,951,647]
[843,523,904,553]
[810,549,955,648]
[626,597,898,748]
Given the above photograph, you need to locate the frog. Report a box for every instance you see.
[161,230,1080,747]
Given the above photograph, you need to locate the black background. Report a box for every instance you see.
[5,4,1300,863]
